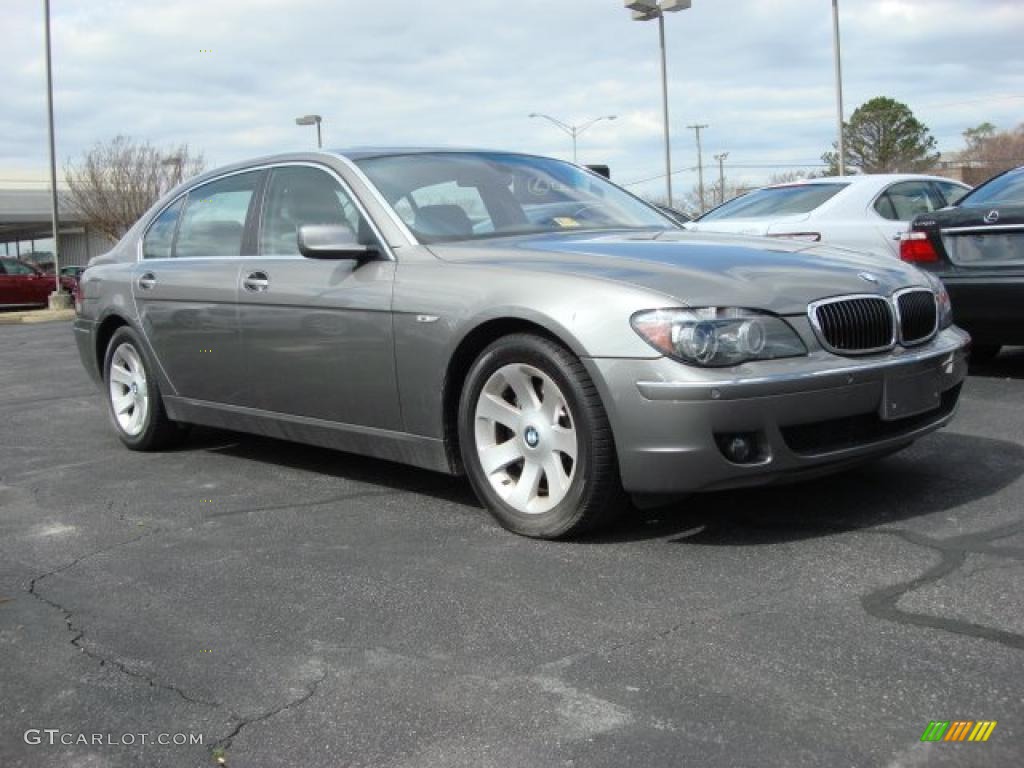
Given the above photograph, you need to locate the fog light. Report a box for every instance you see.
[715,432,764,464]
[727,435,753,462]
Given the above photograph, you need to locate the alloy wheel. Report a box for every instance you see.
[108,342,150,437]
[474,363,579,515]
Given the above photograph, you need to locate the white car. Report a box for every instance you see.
[685,174,970,259]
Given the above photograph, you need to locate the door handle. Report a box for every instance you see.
[137,272,156,290]
[243,271,270,292]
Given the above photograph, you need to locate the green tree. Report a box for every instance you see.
[822,97,939,174]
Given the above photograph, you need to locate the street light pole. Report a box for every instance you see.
[714,151,729,205]
[295,114,323,148]
[657,11,673,207]
[687,123,708,212]
[625,1,692,208]
[831,0,846,176]
[528,113,617,164]
[43,0,65,303]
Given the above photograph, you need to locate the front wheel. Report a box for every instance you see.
[103,326,188,451]
[458,334,625,539]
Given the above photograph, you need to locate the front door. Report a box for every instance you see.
[132,170,263,404]
[237,164,401,431]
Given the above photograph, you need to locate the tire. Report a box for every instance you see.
[458,333,626,539]
[969,344,1001,365]
[103,326,187,451]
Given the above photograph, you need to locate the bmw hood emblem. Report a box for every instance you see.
[984,210,1000,223]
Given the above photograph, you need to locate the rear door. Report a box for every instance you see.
[132,170,263,404]
[236,163,401,430]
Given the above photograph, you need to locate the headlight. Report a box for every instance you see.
[631,307,807,367]
[921,272,953,329]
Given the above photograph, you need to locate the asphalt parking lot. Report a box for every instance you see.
[1,321,1022,768]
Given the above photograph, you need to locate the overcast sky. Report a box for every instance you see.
[3,0,1022,200]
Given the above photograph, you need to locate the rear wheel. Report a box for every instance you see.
[458,334,625,539]
[103,326,187,451]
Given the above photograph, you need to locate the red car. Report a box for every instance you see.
[0,258,76,309]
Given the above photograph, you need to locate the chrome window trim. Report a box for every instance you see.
[137,160,396,262]
[807,293,896,356]
[892,287,939,348]
[329,153,420,245]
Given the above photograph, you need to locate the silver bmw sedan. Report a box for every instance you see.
[73,149,969,538]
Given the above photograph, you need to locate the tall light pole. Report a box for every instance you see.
[43,0,67,306]
[528,113,617,164]
[295,114,323,148]
[625,1,692,208]
[714,151,729,205]
[831,0,846,176]
[687,123,708,212]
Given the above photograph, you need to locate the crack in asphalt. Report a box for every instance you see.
[24,528,224,710]
[860,521,1024,651]
[213,667,329,756]
[732,515,1024,652]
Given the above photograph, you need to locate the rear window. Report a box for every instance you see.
[958,167,1024,207]
[698,183,848,221]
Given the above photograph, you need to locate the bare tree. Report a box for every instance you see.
[65,136,205,241]
[961,122,1024,172]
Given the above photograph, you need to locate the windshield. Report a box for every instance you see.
[958,167,1024,207]
[698,183,848,221]
[356,152,671,243]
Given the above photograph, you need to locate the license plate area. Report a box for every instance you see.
[881,369,942,421]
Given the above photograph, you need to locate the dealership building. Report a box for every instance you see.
[0,184,114,270]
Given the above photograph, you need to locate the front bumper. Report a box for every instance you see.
[585,326,970,495]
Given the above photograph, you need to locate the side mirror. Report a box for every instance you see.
[297,224,378,260]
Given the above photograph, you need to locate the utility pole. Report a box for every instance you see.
[44,0,68,307]
[831,0,846,176]
[687,124,709,212]
[714,152,729,205]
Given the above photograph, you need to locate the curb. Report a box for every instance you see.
[0,309,76,326]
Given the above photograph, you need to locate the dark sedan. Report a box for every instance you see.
[902,165,1024,361]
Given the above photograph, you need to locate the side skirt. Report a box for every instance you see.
[163,396,455,475]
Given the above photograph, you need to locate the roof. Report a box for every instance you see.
[331,146,518,160]
[0,188,77,225]
[767,173,967,189]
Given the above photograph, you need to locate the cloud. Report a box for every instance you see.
[1,0,1021,199]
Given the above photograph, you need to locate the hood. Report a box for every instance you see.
[430,229,927,315]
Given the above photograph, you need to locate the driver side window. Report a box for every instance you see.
[260,166,369,256]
